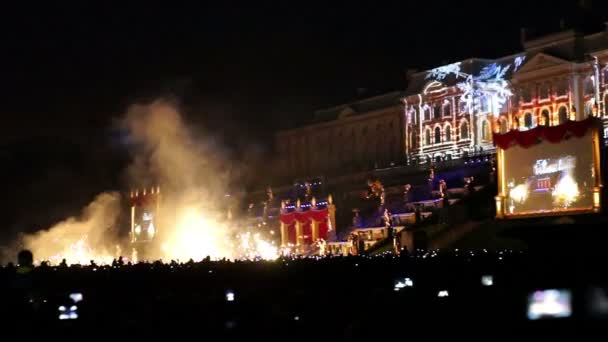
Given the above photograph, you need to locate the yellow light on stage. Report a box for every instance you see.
[593,187,601,211]
[495,196,503,218]
[570,106,576,121]
[593,103,599,117]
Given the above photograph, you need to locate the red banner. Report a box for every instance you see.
[279,208,329,225]
[493,118,596,150]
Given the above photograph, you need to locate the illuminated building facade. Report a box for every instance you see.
[405,29,608,163]
[274,29,608,183]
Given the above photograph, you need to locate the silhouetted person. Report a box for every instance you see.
[17,250,34,274]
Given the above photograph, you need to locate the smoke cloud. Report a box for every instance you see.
[23,192,122,265]
[19,99,275,264]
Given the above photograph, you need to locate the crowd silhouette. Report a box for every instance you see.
[1,247,606,340]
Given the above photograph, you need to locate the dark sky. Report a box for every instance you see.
[0,1,606,238]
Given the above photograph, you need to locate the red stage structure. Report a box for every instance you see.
[279,196,336,252]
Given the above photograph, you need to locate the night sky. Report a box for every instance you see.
[0,1,606,239]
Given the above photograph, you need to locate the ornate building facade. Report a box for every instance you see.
[275,91,404,179]
[274,29,608,183]
[405,29,608,163]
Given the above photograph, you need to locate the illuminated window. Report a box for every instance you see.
[585,101,594,118]
[479,96,490,113]
[481,120,492,141]
[434,127,441,144]
[540,109,550,126]
[499,118,508,133]
[423,106,431,121]
[558,106,568,124]
[434,104,441,120]
[425,129,431,145]
[458,100,467,113]
[584,77,595,96]
[443,101,451,117]
[460,121,469,140]
[445,125,452,142]
[524,112,534,129]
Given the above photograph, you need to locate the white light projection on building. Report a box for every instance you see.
[426,56,526,117]
[426,62,464,81]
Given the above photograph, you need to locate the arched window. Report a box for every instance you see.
[434,127,441,144]
[524,112,533,129]
[411,108,418,125]
[499,118,508,133]
[425,129,431,146]
[481,120,492,141]
[445,125,452,142]
[443,101,451,117]
[541,109,550,126]
[433,104,441,120]
[460,121,469,140]
[558,106,568,124]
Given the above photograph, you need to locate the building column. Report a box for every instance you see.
[311,219,319,242]
[295,221,303,250]
[327,194,337,240]
[279,200,288,248]
[572,72,585,120]
[280,222,288,247]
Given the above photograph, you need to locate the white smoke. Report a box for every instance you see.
[20,99,276,264]
[24,192,121,265]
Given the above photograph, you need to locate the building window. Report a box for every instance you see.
[522,87,532,103]
[433,104,441,120]
[458,100,467,113]
[434,127,441,144]
[539,83,550,99]
[479,96,490,113]
[425,129,431,146]
[481,120,492,141]
[556,81,568,97]
[443,101,451,117]
[540,109,550,126]
[585,101,594,118]
[499,118,508,133]
[584,77,595,96]
[604,94,608,117]
[558,106,568,124]
[524,112,534,129]
[460,121,469,140]
[445,125,452,142]
[423,105,431,121]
